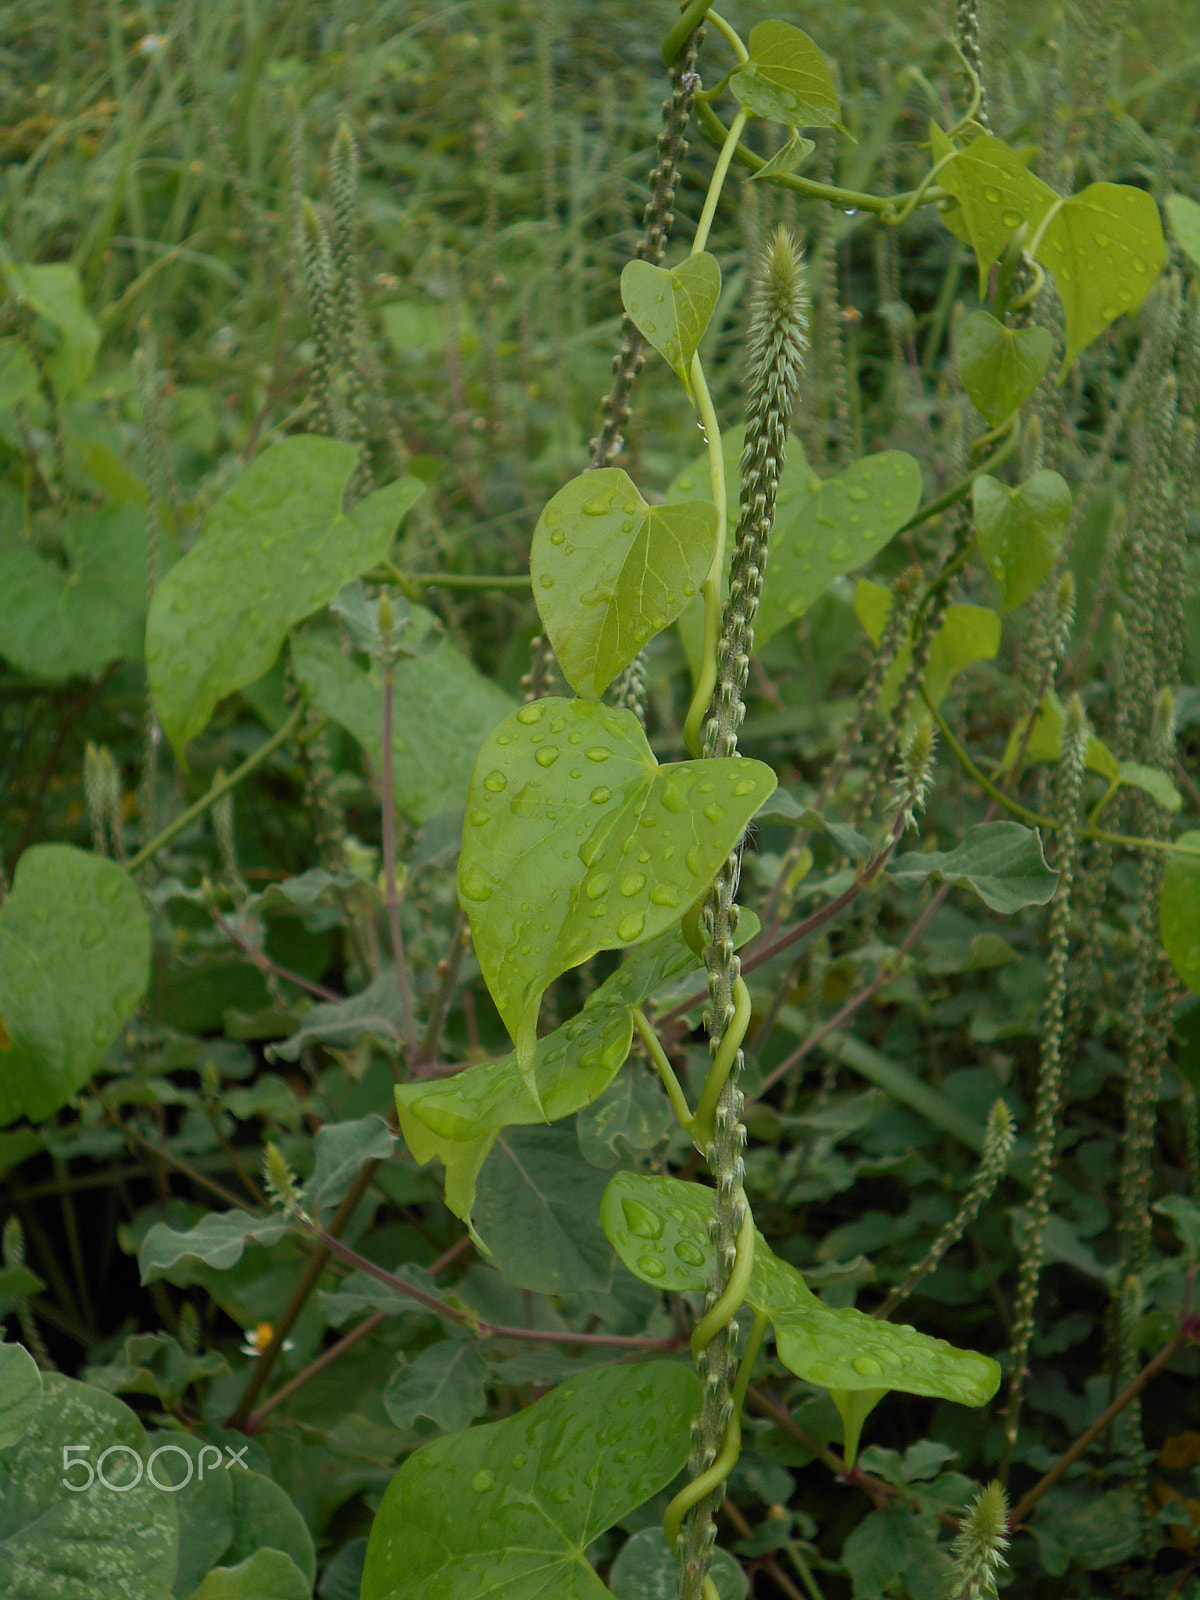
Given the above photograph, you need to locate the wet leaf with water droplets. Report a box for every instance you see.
[361,1361,700,1600]
[934,131,1058,293]
[0,846,149,1126]
[457,699,774,1102]
[147,437,424,749]
[602,1173,1000,1415]
[973,469,1071,612]
[1034,182,1166,374]
[731,21,842,129]
[620,253,721,395]
[531,469,717,699]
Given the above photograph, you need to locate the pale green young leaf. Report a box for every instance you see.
[889,822,1058,913]
[0,1344,41,1451]
[857,582,1001,714]
[828,1388,887,1468]
[361,1361,701,1600]
[755,451,922,648]
[291,627,514,824]
[750,132,816,181]
[619,254,721,396]
[1117,761,1183,813]
[531,468,717,698]
[956,311,1053,426]
[973,469,1071,612]
[303,1115,396,1219]
[4,263,101,397]
[601,1173,1000,1407]
[384,1341,489,1434]
[1166,193,1200,268]
[187,1550,311,1600]
[935,135,1058,292]
[1161,831,1200,995]
[147,438,423,748]
[0,507,147,681]
[0,845,150,1126]
[0,1375,177,1600]
[139,1211,290,1282]
[999,690,1120,779]
[731,21,841,129]
[457,697,774,1093]
[1034,184,1167,373]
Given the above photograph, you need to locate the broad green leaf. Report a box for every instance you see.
[384,1341,489,1433]
[361,1361,701,1600]
[292,628,514,824]
[999,689,1120,779]
[843,1503,952,1600]
[619,254,721,395]
[857,582,1001,713]
[609,1529,748,1600]
[577,1068,672,1169]
[396,922,751,1224]
[889,822,1058,914]
[0,507,147,681]
[750,133,816,181]
[1034,184,1167,373]
[973,469,1071,612]
[1154,1195,1200,1262]
[936,134,1057,292]
[4,263,101,397]
[187,1550,310,1600]
[272,972,406,1064]
[139,1210,290,1282]
[457,697,775,1092]
[302,1116,396,1217]
[0,1375,177,1600]
[0,845,151,1126]
[956,311,1053,425]
[147,438,423,748]
[473,1126,615,1294]
[531,469,717,698]
[1161,831,1200,995]
[731,21,841,129]
[1166,193,1200,269]
[84,1333,227,1406]
[755,451,923,649]
[0,338,42,417]
[601,1173,1000,1408]
[0,1344,41,1450]
[1117,760,1182,812]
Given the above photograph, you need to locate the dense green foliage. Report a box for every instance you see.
[2,1,1200,1597]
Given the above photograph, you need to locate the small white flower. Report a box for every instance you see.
[241,1321,294,1357]
[136,34,165,56]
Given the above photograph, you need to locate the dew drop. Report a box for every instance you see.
[517,703,546,725]
[1093,231,1110,247]
[618,910,646,941]
[674,1240,706,1266]
[590,786,611,805]
[619,872,646,898]
[847,485,868,502]
[649,883,680,907]
[585,747,611,762]
[660,782,685,813]
[1133,256,1147,273]
[586,872,612,900]
[682,580,696,597]
[539,573,554,589]
[685,846,702,875]
[703,802,724,823]
[549,528,565,545]
[472,1470,495,1492]
[983,185,1001,203]
[827,540,850,562]
[459,867,493,901]
[569,731,583,745]
[511,1453,527,1471]
[637,1255,666,1279]
[483,770,507,793]
[733,777,757,796]
[622,1199,664,1238]
[80,925,105,949]
[852,1354,884,1377]
[535,746,560,767]
[582,495,613,516]
[1002,209,1022,227]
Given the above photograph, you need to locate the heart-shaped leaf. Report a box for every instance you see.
[1117,761,1182,813]
[1034,184,1167,373]
[856,581,1001,712]
[956,311,1053,426]
[935,133,1058,293]
[147,438,424,749]
[531,468,717,698]
[751,132,817,181]
[1166,193,1200,269]
[620,254,721,395]
[731,21,841,129]
[973,469,1071,612]
[397,919,756,1226]
[362,1361,701,1600]
[3,263,101,398]
[1161,831,1200,996]
[458,698,775,1094]
[755,451,923,648]
[888,821,1058,914]
[0,846,150,1126]
[602,1173,1000,1410]
[999,689,1121,780]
